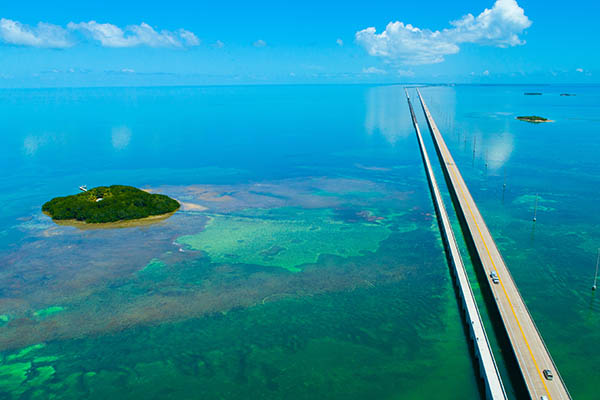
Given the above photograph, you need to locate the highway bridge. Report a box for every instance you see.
[414,88,571,400]
[406,89,507,400]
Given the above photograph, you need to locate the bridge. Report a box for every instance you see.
[405,89,507,400]
[415,88,571,400]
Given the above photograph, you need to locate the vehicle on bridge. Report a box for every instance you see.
[490,271,499,284]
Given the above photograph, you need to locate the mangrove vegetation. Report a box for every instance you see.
[42,185,180,223]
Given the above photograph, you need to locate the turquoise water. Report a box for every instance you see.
[0,84,598,398]
[418,85,600,399]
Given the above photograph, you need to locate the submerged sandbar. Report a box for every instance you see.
[44,211,178,230]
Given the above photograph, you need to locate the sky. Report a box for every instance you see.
[0,0,597,87]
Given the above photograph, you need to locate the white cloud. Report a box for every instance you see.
[483,69,490,76]
[0,18,72,48]
[253,39,266,47]
[362,66,387,74]
[447,0,531,47]
[121,68,135,73]
[356,23,459,65]
[356,0,531,65]
[397,69,415,77]
[178,29,200,46]
[68,21,197,48]
[576,68,584,73]
[214,40,225,48]
[68,21,136,47]
[0,18,200,49]
[336,38,344,46]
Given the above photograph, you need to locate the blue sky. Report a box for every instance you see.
[0,0,597,87]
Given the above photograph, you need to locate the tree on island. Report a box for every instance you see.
[516,116,551,123]
[42,185,180,223]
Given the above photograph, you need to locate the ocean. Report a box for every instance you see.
[0,84,598,399]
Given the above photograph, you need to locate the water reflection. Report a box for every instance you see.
[486,131,514,172]
[111,126,131,150]
[415,86,457,136]
[23,134,49,156]
[365,85,411,145]
[416,86,512,173]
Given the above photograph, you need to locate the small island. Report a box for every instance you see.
[524,92,542,96]
[42,185,180,224]
[516,115,553,123]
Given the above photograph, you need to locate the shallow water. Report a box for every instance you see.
[0,84,598,399]
[418,84,600,399]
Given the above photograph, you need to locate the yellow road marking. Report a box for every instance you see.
[445,153,552,399]
[423,104,554,400]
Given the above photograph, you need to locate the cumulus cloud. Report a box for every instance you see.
[336,38,344,46]
[356,0,531,65]
[447,0,531,46]
[356,23,459,65]
[0,18,200,49]
[68,21,198,48]
[68,21,134,47]
[178,29,200,46]
[576,68,584,73]
[0,18,72,48]
[253,39,266,47]
[214,40,225,48]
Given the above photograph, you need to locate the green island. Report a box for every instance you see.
[42,185,180,224]
[516,115,553,123]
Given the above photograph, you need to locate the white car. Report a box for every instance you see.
[490,271,499,284]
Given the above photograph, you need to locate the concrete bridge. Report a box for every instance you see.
[406,89,507,400]
[415,88,571,400]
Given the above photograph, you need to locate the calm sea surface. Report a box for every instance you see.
[0,84,598,399]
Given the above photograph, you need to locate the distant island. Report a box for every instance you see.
[42,185,180,224]
[560,93,576,96]
[516,116,553,123]
[524,92,542,96]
